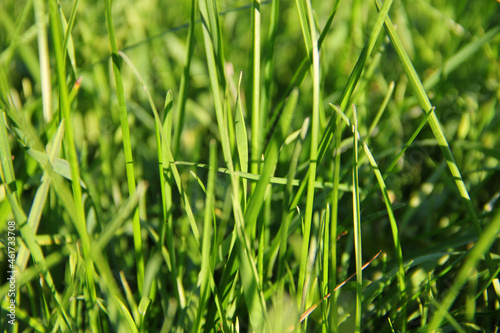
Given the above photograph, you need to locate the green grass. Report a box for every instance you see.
[1,0,500,332]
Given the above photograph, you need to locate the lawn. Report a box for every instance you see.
[0,0,499,332]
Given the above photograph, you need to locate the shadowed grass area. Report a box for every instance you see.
[0,0,499,332]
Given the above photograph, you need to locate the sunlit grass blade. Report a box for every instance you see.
[261,0,279,137]
[250,0,262,189]
[16,120,65,270]
[351,105,362,333]
[235,71,249,207]
[332,103,408,330]
[297,0,321,311]
[33,0,52,123]
[104,0,144,294]
[374,0,495,277]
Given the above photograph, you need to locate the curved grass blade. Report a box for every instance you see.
[374,0,495,277]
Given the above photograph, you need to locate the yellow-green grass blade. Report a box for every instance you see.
[261,0,279,147]
[265,0,340,145]
[352,105,362,333]
[161,90,184,306]
[297,0,321,311]
[32,0,52,123]
[16,120,65,270]
[250,0,262,190]
[23,146,87,189]
[104,0,144,294]
[374,0,494,277]
[235,71,249,207]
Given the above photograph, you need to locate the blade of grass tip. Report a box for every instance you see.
[250,0,262,194]
[17,120,65,270]
[235,71,249,207]
[48,0,100,327]
[351,105,362,333]
[331,103,408,330]
[104,0,145,294]
[193,140,217,333]
[173,0,196,157]
[297,0,321,311]
[428,209,500,331]
[374,0,495,277]
[33,0,52,122]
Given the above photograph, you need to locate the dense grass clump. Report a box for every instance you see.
[1,0,499,332]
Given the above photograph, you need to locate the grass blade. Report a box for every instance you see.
[374,0,495,277]
[104,0,144,294]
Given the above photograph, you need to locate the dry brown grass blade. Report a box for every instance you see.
[288,250,383,332]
